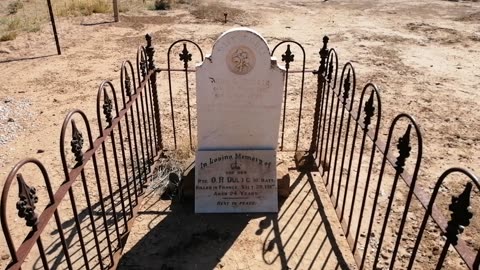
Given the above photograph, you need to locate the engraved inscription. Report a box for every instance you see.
[195,150,278,213]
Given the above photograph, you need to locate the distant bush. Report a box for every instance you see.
[154,0,171,10]
[91,0,110,13]
[57,0,111,17]
[8,0,24,15]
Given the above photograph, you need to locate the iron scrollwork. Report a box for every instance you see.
[16,174,39,227]
[103,90,113,127]
[71,120,84,164]
[281,44,294,70]
[179,43,192,69]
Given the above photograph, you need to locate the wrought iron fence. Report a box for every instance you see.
[1,34,162,270]
[1,33,479,270]
[305,37,480,270]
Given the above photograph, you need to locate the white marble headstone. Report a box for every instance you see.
[196,28,285,150]
[195,28,285,213]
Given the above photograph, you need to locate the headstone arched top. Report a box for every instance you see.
[198,27,280,77]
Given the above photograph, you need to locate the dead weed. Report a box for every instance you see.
[190,3,257,26]
[406,22,464,44]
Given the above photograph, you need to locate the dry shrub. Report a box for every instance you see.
[118,5,130,13]
[8,0,24,15]
[57,0,111,17]
[190,2,255,25]
[170,141,195,162]
[0,32,18,42]
[150,0,195,10]
[6,17,21,31]
[154,0,171,10]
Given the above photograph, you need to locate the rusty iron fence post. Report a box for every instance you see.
[295,36,329,171]
[309,36,329,155]
[145,34,163,152]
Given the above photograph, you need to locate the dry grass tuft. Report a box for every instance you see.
[0,31,18,42]
[57,0,112,17]
[6,17,21,31]
[171,143,195,162]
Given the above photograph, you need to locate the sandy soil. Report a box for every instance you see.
[1,0,479,269]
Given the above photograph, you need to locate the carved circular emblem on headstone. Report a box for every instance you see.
[227,46,256,75]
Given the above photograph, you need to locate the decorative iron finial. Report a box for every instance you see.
[145,33,152,46]
[342,69,351,104]
[179,43,192,70]
[395,124,412,174]
[319,36,329,76]
[124,69,132,97]
[445,182,473,245]
[145,33,156,70]
[103,89,113,127]
[71,120,84,164]
[282,45,294,70]
[363,91,375,130]
[16,174,39,227]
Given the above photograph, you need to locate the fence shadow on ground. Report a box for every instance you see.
[0,54,58,64]
[118,171,353,270]
[117,199,253,269]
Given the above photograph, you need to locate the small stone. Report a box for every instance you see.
[53,98,59,103]
[1,254,10,260]
[7,118,14,122]
[37,149,45,154]
[432,246,440,256]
